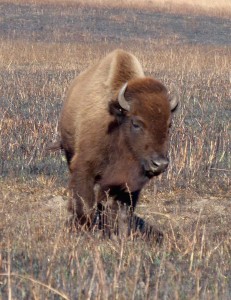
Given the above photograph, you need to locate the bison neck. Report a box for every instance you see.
[98,130,149,192]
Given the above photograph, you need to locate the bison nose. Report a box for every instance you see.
[143,156,169,178]
[152,157,169,173]
[145,156,169,178]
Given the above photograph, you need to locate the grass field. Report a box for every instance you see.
[0,1,230,299]
[3,0,231,17]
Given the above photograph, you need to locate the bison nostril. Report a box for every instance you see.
[153,161,161,168]
[152,158,169,172]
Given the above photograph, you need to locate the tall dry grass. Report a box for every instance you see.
[2,0,231,17]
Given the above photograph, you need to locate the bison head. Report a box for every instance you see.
[109,77,178,178]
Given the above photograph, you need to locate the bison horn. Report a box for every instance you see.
[118,83,130,111]
[170,95,178,111]
[168,84,179,111]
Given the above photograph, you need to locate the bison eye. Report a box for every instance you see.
[131,119,142,130]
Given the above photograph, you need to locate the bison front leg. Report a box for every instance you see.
[68,163,96,230]
[100,198,131,240]
[98,188,136,240]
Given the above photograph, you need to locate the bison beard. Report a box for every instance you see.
[58,49,178,242]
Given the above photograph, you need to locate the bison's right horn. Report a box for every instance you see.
[170,95,178,111]
[118,83,130,111]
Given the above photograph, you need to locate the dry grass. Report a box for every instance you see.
[76,0,231,18]
[0,181,230,299]
[0,1,230,299]
[1,0,231,17]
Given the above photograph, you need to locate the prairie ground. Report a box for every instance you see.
[0,1,230,299]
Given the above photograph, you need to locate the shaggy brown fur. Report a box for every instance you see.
[59,49,177,238]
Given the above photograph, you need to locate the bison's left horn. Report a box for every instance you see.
[118,83,130,111]
[168,84,179,111]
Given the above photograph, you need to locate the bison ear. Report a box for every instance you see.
[108,100,127,124]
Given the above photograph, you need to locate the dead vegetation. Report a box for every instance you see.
[2,0,231,17]
[0,1,230,299]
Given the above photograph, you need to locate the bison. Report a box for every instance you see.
[57,49,178,240]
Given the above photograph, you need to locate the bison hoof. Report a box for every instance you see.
[132,214,164,244]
